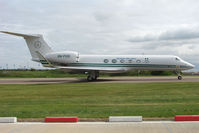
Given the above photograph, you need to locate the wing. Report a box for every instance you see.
[56,66,129,72]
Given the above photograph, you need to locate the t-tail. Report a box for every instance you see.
[0,31,53,67]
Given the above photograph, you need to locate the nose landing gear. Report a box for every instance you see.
[176,71,182,80]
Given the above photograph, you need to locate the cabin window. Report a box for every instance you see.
[128,59,132,63]
[104,59,109,63]
[120,59,125,63]
[136,60,141,63]
[145,58,149,63]
[112,59,117,63]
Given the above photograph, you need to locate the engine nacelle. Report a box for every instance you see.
[45,51,79,64]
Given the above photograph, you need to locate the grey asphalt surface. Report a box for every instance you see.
[1,121,199,133]
[0,76,199,84]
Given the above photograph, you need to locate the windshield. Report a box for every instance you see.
[175,57,180,61]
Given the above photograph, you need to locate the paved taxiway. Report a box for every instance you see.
[1,121,199,133]
[0,76,199,84]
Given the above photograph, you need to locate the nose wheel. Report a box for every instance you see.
[178,75,182,80]
[176,71,182,80]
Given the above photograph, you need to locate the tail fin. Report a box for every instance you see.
[0,31,53,62]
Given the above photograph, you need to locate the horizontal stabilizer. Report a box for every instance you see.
[0,31,39,38]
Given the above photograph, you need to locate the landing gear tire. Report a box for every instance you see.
[87,76,92,81]
[87,76,98,81]
[178,76,182,80]
[94,76,97,81]
[86,71,99,81]
[175,70,182,80]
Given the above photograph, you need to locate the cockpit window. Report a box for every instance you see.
[175,58,180,61]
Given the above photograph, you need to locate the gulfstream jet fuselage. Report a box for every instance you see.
[1,31,195,81]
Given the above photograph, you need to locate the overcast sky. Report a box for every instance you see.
[0,0,199,71]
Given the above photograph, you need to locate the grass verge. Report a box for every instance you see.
[0,82,199,118]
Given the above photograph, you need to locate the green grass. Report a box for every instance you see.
[0,82,199,118]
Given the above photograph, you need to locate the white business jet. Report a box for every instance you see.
[0,31,194,81]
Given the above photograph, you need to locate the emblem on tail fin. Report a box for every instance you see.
[34,41,41,49]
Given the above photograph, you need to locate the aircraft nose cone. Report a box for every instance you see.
[187,63,195,69]
[190,64,195,69]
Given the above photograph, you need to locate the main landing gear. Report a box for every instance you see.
[86,71,99,81]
